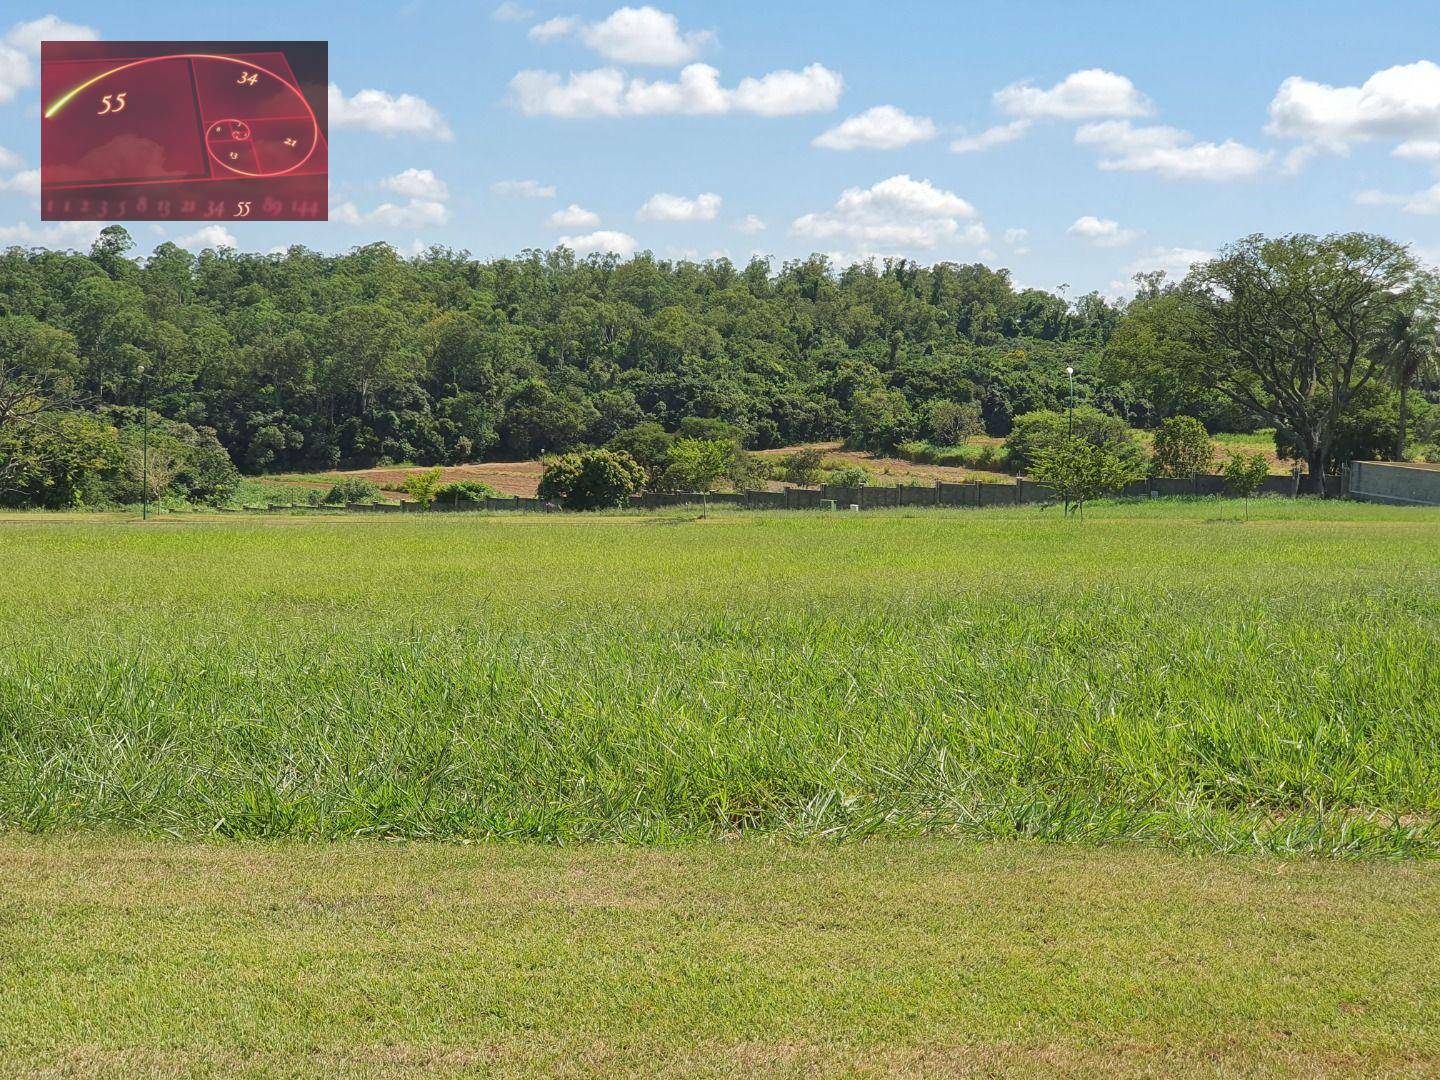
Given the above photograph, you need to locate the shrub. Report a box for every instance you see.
[1151,416,1215,478]
[607,422,675,484]
[1222,452,1271,518]
[827,465,872,487]
[323,477,381,505]
[776,448,824,486]
[846,389,918,453]
[1005,407,1145,474]
[538,448,646,510]
[434,480,498,505]
[924,399,984,446]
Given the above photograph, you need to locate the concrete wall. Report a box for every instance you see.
[1346,461,1440,506]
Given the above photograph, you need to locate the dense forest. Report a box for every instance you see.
[0,225,1435,506]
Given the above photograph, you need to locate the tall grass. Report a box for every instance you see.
[2,501,1438,854]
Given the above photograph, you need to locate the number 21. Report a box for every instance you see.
[97,92,127,115]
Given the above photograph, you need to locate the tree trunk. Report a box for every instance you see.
[1397,383,1409,462]
[1304,448,1327,496]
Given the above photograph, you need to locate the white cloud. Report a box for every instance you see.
[329,83,454,140]
[1267,61,1440,153]
[509,62,841,118]
[1128,245,1211,279]
[813,105,936,150]
[1067,215,1139,247]
[791,174,986,253]
[176,225,237,251]
[637,192,721,222]
[1357,183,1440,215]
[735,214,766,234]
[0,168,40,196]
[950,119,1032,154]
[1395,139,1440,162]
[580,6,713,66]
[0,219,103,248]
[491,178,556,198]
[380,167,449,200]
[548,203,601,228]
[1075,120,1269,181]
[492,2,532,21]
[529,16,578,42]
[995,69,1152,120]
[558,229,639,256]
[1003,227,1029,244]
[0,145,20,170]
[333,198,449,228]
[0,15,98,105]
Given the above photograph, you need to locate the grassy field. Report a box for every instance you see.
[3,835,1439,1077]
[2,500,1438,854]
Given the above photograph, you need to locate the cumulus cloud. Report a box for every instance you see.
[529,16,578,42]
[813,105,937,150]
[558,229,640,256]
[1395,139,1440,162]
[0,15,98,104]
[1067,215,1139,247]
[491,178,556,198]
[1003,227,1030,255]
[333,198,449,228]
[176,225,237,251]
[950,119,1032,154]
[1076,120,1269,181]
[548,203,601,228]
[577,6,714,66]
[329,83,454,140]
[0,145,21,170]
[492,2,532,21]
[735,214,766,234]
[1356,183,1440,215]
[509,62,841,118]
[0,168,40,196]
[637,192,721,222]
[791,174,986,254]
[0,219,103,248]
[380,167,449,200]
[1267,61,1440,153]
[995,69,1152,120]
[1108,245,1212,293]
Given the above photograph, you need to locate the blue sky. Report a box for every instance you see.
[2,1,1439,295]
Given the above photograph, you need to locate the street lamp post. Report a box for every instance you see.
[137,365,149,521]
[1066,366,1075,436]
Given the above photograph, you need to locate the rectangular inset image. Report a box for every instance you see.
[41,40,327,221]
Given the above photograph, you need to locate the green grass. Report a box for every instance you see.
[2,500,1439,853]
[2,835,1439,1076]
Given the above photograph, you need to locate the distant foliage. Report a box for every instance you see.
[827,465,872,487]
[924,399,984,446]
[656,438,734,493]
[433,480,498,505]
[776,448,825,486]
[1150,416,1214,477]
[1005,407,1146,474]
[538,448,646,510]
[403,468,444,507]
[323,477,381,505]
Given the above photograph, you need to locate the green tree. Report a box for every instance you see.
[538,448,645,510]
[657,438,733,492]
[924,399,983,445]
[1150,416,1214,478]
[1005,407,1145,473]
[1380,290,1440,461]
[1109,233,1432,493]
[404,467,443,507]
[1222,452,1271,519]
[1032,436,1144,514]
[847,388,917,453]
[777,448,824,485]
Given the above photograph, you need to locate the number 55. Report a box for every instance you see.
[97,92,127,115]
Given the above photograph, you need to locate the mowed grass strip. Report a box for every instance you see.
[1,836,1438,1077]
[1,501,1439,852]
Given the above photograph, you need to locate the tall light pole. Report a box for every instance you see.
[137,364,149,521]
[1066,365,1075,436]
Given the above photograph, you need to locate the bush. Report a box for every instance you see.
[847,389,918,453]
[1005,407,1145,474]
[323,477,381,505]
[538,448,646,510]
[826,465,872,487]
[434,480,498,505]
[607,422,675,484]
[924,399,983,445]
[403,468,444,507]
[776,447,824,486]
[1151,416,1215,478]
[895,440,1013,472]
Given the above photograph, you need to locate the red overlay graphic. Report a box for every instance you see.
[41,41,327,221]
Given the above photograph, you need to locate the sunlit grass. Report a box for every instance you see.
[2,499,1438,854]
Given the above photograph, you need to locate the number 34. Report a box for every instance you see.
[97,92,127,115]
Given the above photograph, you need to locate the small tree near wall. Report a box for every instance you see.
[1151,415,1214,478]
[1032,436,1144,515]
[1222,452,1270,520]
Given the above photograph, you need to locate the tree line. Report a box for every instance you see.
[0,225,1435,506]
